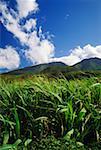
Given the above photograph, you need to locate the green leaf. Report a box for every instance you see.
[64,129,74,140]
[0,144,14,150]
[13,139,22,146]
[78,108,86,121]
[13,107,20,138]
[24,139,32,147]
[0,139,22,150]
[3,133,9,145]
[76,142,84,146]
[91,83,101,87]
[59,108,68,113]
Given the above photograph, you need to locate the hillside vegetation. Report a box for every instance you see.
[0,75,101,149]
[1,58,101,76]
[73,58,101,71]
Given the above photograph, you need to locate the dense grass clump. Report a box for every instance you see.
[0,76,101,149]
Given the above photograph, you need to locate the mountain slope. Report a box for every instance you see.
[2,62,67,75]
[1,58,101,76]
[73,58,101,71]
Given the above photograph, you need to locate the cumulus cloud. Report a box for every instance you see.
[26,39,55,64]
[23,19,37,32]
[0,2,28,43]
[0,46,20,70]
[50,44,101,66]
[0,0,55,68]
[16,0,38,18]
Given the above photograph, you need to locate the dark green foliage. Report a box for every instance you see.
[73,58,101,71]
[0,76,101,149]
[31,136,86,150]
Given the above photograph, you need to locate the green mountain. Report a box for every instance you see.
[1,62,67,75]
[1,58,101,76]
[73,58,101,71]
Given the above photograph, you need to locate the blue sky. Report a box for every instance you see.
[0,0,101,72]
[37,0,101,56]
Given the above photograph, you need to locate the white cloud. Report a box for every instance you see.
[0,46,20,70]
[16,0,38,18]
[0,0,55,67]
[50,44,101,66]
[26,39,55,64]
[0,2,28,43]
[23,18,37,32]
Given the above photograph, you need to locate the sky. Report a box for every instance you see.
[0,0,101,73]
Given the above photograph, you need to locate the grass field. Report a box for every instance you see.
[0,75,101,149]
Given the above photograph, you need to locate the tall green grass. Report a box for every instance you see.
[0,76,101,149]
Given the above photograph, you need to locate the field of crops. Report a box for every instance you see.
[0,76,101,149]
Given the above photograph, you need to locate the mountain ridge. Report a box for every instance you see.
[1,62,67,75]
[73,57,101,71]
[1,57,101,76]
